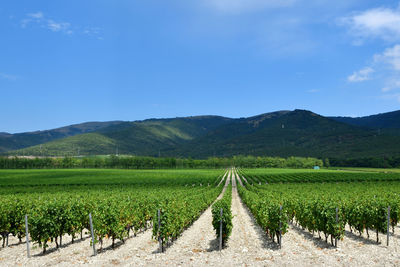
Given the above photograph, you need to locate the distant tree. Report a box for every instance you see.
[323,158,330,168]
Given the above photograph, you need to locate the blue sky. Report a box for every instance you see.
[1,0,400,133]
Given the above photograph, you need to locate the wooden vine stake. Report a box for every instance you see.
[89,213,96,256]
[219,208,223,251]
[335,207,338,247]
[158,209,163,252]
[25,215,30,258]
[387,206,391,246]
[279,205,282,248]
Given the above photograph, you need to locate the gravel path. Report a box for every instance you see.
[0,224,159,266]
[223,171,268,264]
[217,169,229,187]
[130,169,233,265]
[234,169,243,186]
[1,168,400,266]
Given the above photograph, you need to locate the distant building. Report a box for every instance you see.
[313,166,320,170]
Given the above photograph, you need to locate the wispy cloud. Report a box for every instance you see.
[21,11,73,35]
[342,4,400,102]
[374,44,400,71]
[382,80,400,92]
[340,4,400,43]
[20,11,102,38]
[28,12,44,19]
[374,45,400,92]
[347,67,374,82]
[0,73,18,81]
[83,27,103,40]
[348,44,400,95]
[203,0,297,14]
[47,20,72,34]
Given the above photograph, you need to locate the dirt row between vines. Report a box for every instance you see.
[1,168,400,266]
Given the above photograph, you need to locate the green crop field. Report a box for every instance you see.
[0,169,223,187]
[238,168,400,246]
[2,167,400,265]
[330,167,400,173]
[0,169,225,252]
[239,168,400,183]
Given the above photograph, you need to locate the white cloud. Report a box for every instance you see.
[21,12,44,28]
[20,12,104,38]
[347,67,374,82]
[348,44,400,96]
[374,44,400,92]
[21,12,73,35]
[83,27,101,36]
[0,73,18,81]
[341,5,400,42]
[374,44,400,71]
[342,4,400,98]
[203,0,297,13]
[28,12,44,19]
[47,20,71,33]
[382,80,400,92]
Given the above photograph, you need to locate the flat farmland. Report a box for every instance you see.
[1,168,400,266]
[0,169,223,186]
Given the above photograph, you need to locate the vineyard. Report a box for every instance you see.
[212,181,232,247]
[238,168,400,247]
[1,167,400,266]
[0,169,224,254]
[239,168,400,183]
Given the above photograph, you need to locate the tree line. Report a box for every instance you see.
[3,155,398,169]
[329,156,400,169]
[0,155,323,169]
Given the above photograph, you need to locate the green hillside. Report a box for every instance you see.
[12,116,233,156]
[0,121,125,153]
[5,110,400,159]
[17,133,117,156]
[170,110,400,158]
[330,110,400,130]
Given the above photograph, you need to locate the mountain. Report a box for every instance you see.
[171,110,400,158]
[330,110,400,129]
[8,116,233,156]
[0,121,126,153]
[3,110,400,159]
